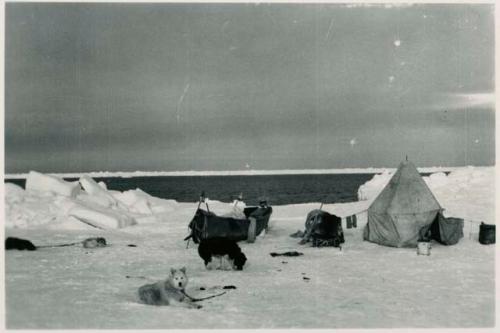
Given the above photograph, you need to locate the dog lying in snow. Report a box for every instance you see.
[137,267,201,308]
[198,238,247,270]
[5,237,37,251]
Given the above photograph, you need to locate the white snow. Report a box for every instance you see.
[4,167,496,329]
[207,199,247,219]
[357,169,393,201]
[79,174,121,208]
[25,171,80,198]
[68,202,137,229]
[5,172,164,230]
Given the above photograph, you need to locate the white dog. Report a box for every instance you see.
[137,267,201,309]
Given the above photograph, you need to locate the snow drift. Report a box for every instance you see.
[25,171,80,197]
[6,172,156,229]
[4,171,251,230]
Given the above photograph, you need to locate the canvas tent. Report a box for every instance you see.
[364,161,443,247]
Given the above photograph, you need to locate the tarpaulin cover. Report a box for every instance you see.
[301,209,344,247]
[187,206,273,244]
[430,213,464,245]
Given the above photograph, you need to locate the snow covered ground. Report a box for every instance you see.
[3,167,496,329]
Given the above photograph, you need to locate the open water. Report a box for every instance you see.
[5,173,380,205]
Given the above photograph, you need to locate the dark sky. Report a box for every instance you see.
[5,3,495,173]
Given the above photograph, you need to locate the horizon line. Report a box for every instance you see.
[3,165,491,180]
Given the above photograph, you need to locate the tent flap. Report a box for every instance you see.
[431,213,464,245]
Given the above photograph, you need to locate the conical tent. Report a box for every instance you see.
[363,161,442,247]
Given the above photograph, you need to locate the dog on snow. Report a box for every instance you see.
[198,238,247,271]
[137,267,201,308]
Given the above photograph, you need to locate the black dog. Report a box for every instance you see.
[5,237,37,251]
[198,238,247,270]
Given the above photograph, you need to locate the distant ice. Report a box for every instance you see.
[5,166,460,180]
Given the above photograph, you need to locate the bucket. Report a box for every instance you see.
[479,223,495,245]
[417,241,431,256]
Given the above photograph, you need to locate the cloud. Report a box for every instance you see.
[430,93,495,111]
[344,3,414,9]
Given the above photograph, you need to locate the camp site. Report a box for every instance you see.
[4,2,496,331]
[4,162,495,329]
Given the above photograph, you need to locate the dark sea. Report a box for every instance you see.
[5,174,385,206]
[4,172,439,205]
